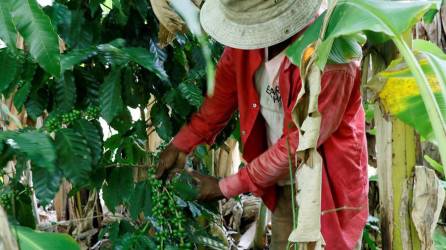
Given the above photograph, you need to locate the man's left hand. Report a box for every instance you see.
[187,170,225,201]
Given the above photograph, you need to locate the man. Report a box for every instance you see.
[156,0,368,249]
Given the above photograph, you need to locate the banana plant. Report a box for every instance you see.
[368,49,446,142]
[286,0,446,171]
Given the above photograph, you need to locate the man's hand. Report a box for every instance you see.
[156,143,186,179]
[188,170,225,201]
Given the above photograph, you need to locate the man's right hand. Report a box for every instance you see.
[155,143,186,179]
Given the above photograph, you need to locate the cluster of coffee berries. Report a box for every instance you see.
[45,106,100,132]
[61,110,82,124]
[0,190,12,210]
[45,116,63,132]
[85,106,101,120]
[147,168,191,250]
[0,184,31,212]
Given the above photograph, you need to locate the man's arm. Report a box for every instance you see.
[156,48,238,178]
[219,65,361,198]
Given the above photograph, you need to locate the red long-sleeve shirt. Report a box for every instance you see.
[172,47,368,249]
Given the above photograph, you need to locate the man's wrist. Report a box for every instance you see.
[213,183,225,200]
[218,171,251,198]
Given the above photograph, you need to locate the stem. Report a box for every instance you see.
[286,137,298,250]
[76,192,82,215]
[393,36,446,170]
[198,36,215,96]
[163,187,185,246]
[141,221,150,233]
[286,139,297,229]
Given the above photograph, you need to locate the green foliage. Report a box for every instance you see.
[0,1,229,249]
[100,67,124,123]
[286,0,440,68]
[55,72,77,113]
[60,47,97,73]
[362,216,380,250]
[368,55,446,142]
[434,227,446,250]
[13,225,80,250]
[178,82,204,108]
[328,34,365,64]
[102,167,133,213]
[163,88,193,118]
[72,119,103,166]
[0,180,36,229]
[13,82,32,111]
[9,0,61,76]
[0,131,56,170]
[413,40,446,104]
[170,172,199,201]
[32,166,62,206]
[128,181,152,219]
[0,50,18,91]
[148,168,190,249]
[424,155,444,177]
[45,107,100,132]
[99,164,220,250]
[317,0,440,67]
[13,58,37,111]
[0,2,17,53]
[151,102,173,141]
[123,47,168,81]
[55,128,92,187]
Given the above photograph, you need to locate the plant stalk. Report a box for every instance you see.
[393,36,446,170]
[286,137,298,250]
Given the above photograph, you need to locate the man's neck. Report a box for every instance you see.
[267,37,292,60]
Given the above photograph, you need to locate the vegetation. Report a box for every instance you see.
[0,0,230,249]
[0,0,445,249]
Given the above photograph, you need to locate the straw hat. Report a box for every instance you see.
[200,0,322,50]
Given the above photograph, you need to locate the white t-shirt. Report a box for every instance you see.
[254,49,285,146]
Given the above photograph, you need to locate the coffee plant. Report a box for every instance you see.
[0,0,232,248]
[97,153,225,250]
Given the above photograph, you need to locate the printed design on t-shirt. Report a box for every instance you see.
[266,85,281,104]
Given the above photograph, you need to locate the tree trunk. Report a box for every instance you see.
[375,106,421,250]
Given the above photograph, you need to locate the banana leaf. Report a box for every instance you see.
[368,55,446,142]
[286,0,441,68]
[13,226,80,250]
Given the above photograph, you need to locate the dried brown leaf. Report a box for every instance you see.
[149,0,186,35]
[158,24,177,48]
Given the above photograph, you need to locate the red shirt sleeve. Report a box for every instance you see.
[172,48,238,153]
[219,64,361,198]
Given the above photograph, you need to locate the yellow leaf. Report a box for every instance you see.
[379,76,441,114]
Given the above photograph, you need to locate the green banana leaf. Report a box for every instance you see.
[286,0,441,68]
[13,226,80,250]
[413,39,446,105]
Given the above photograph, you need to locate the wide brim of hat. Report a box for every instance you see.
[200,0,322,50]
